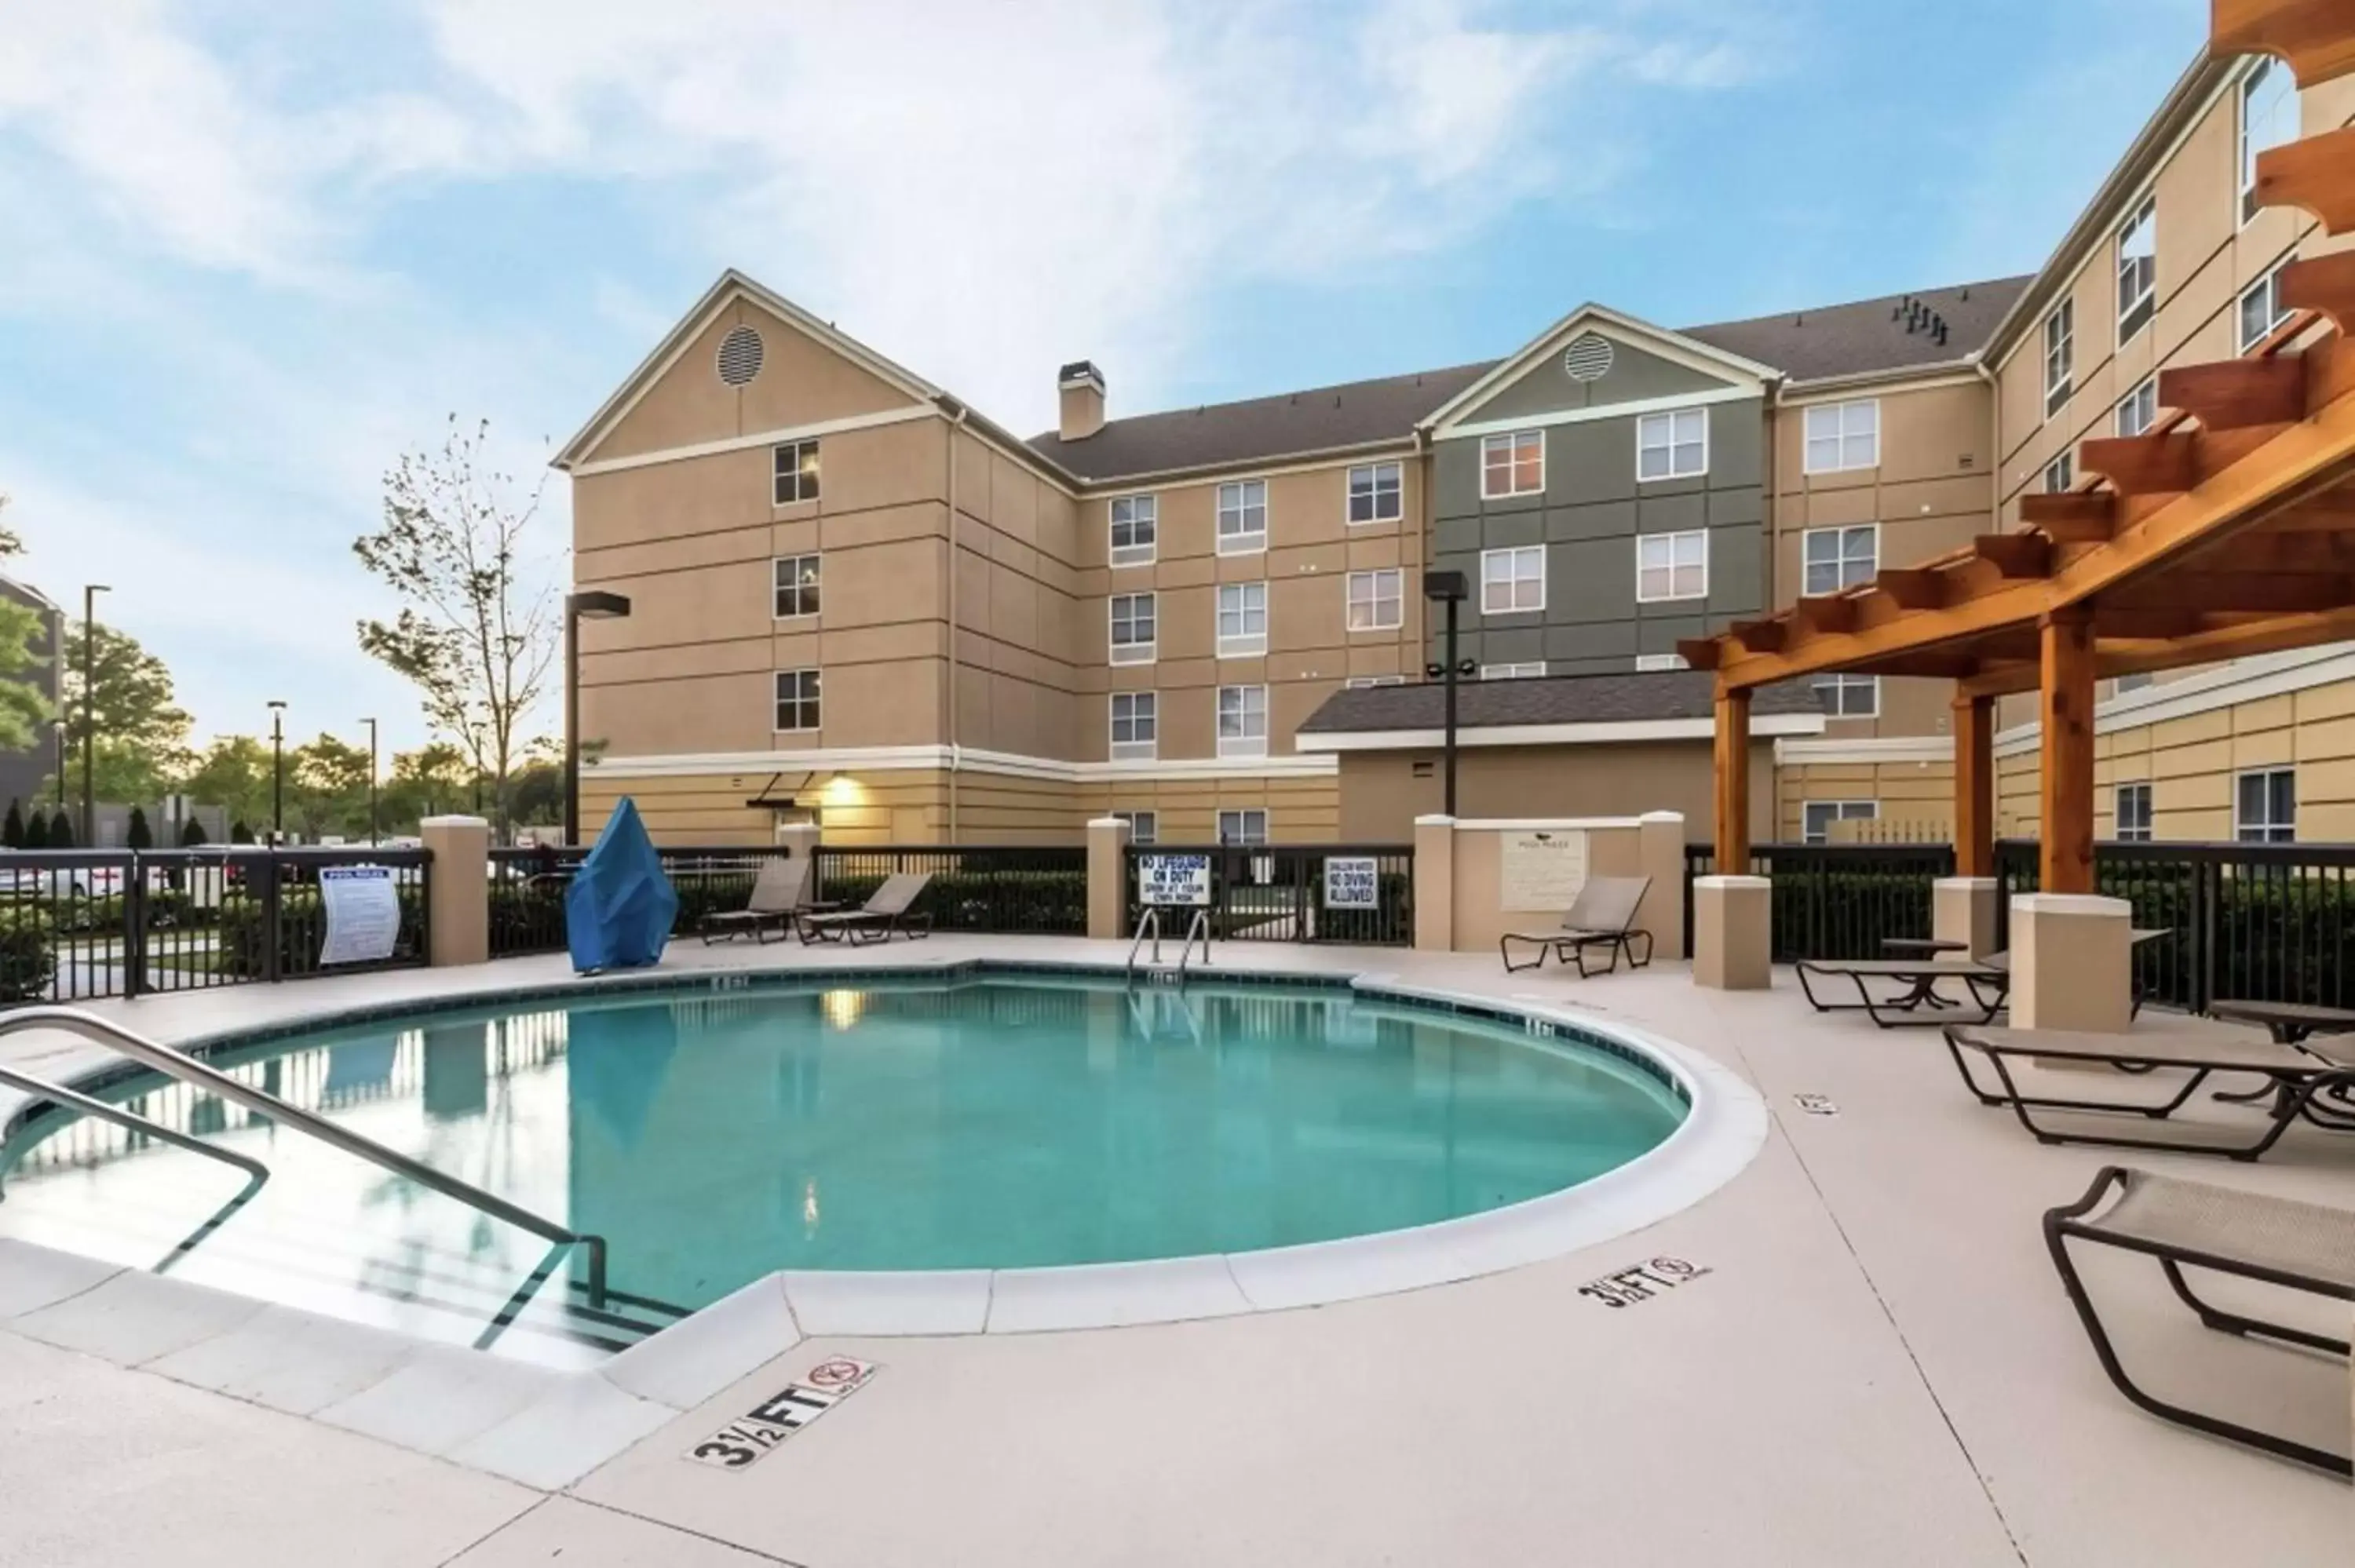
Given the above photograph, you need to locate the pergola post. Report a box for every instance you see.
[1696,684,1769,990]
[2038,606,2096,895]
[1935,691,2001,958]
[1712,686,1751,869]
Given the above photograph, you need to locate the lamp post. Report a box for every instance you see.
[80,584,109,846]
[1421,571,1472,818]
[564,590,633,844]
[267,700,287,845]
[359,717,379,845]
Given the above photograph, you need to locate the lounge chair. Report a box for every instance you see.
[2045,1166,2353,1475]
[1499,876,1653,976]
[698,857,820,945]
[1798,926,2170,1028]
[795,871,935,946]
[1942,1022,2355,1159]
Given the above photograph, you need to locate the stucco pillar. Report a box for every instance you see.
[1692,874,1770,990]
[1636,810,1687,962]
[2010,893,2132,1034]
[1086,817,1132,941]
[775,822,820,861]
[1413,815,1455,952]
[420,815,491,968]
[1933,877,1999,960]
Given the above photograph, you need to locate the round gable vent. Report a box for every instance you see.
[716,325,765,387]
[1563,333,1614,382]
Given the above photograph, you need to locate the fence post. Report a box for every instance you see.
[257,852,283,984]
[1412,815,1455,951]
[418,816,491,967]
[1637,812,1686,961]
[1085,819,1131,939]
[122,853,147,999]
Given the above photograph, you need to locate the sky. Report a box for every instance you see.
[0,0,2209,755]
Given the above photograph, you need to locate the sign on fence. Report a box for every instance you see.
[319,865,401,966]
[1323,856,1378,910]
[1500,830,1588,913]
[1136,854,1212,906]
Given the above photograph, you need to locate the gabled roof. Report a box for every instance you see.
[1297,669,1825,738]
[1684,276,2032,385]
[1417,301,1781,435]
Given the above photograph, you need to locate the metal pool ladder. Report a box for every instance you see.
[0,1006,609,1308]
[1126,906,1210,984]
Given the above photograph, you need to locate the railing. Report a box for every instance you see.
[1684,842,1955,963]
[1121,844,1415,946]
[814,845,1089,935]
[0,847,431,1005]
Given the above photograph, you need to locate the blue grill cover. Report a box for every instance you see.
[566,797,677,972]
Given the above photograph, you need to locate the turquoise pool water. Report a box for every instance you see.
[0,973,1685,1360]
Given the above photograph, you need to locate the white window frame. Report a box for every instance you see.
[2240,57,2299,228]
[1108,691,1157,762]
[2235,767,2296,843]
[2113,782,2152,843]
[2116,376,2158,438]
[2236,257,2294,354]
[1812,673,1879,719]
[1480,431,1544,498]
[773,668,821,733]
[1802,400,1880,473]
[1216,684,1269,759]
[1636,407,1709,482]
[1215,582,1269,658]
[1108,592,1157,666]
[772,439,820,505]
[772,554,821,620]
[1109,494,1157,568]
[1801,524,1878,597]
[1216,480,1268,556]
[1634,653,1689,672]
[1480,662,1546,680]
[2043,300,2073,419]
[1345,568,1404,632]
[1802,800,1878,845]
[1635,530,1708,603]
[1109,809,1157,844]
[2043,452,2075,494]
[2116,196,2156,345]
[1346,461,1403,524]
[1479,545,1546,615]
[1343,674,1407,688]
[1217,808,1269,846]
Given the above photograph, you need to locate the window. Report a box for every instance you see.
[2240,57,2300,226]
[1345,569,1404,631]
[1109,809,1157,844]
[1109,495,1157,567]
[1481,431,1544,498]
[1347,461,1403,524]
[1481,546,1546,614]
[772,555,821,618]
[1109,592,1157,665]
[1217,480,1268,554]
[2237,260,2293,353]
[1480,662,1546,680]
[1802,800,1877,845]
[2043,301,2074,418]
[1634,653,1689,672]
[1802,525,1878,596]
[1216,582,1268,657]
[772,439,820,505]
[1812,673,1879,718]
[2116,197,2156,343]
[1217,808,1269,845]
[2043,452,2075,494]
[1109,691,1157,761]
[1636,530,1708,602]
[2116,376,2158,438]
[2114,782,2152,843]
[1344,674,1407,688]
[1803,400,1879,472]
[774,669,821,732]
[1637,408,1708,480]
[2113,671,2155,695]
[1217,684,1268,758]
[2236,768,2295,843]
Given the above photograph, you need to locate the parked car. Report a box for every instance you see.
[0,851,122,900]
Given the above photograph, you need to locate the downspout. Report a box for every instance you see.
[943,402,970,841]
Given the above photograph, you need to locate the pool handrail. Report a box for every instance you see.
[0,1059,272,1188]
[0,1006,608,1307]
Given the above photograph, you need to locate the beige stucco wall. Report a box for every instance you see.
[1444,822,1645,954]
[1334,739,1771,845]
[1776,758,1958,841]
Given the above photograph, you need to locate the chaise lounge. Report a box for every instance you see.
[795,871,936,946]
[1798,927,2170,1028]
[1499,875,1653,976]
[698,856,823,945]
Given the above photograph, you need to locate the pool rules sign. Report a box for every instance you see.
[318,866,401,967]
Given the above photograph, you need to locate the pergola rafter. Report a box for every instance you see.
[1685,0,2355,888]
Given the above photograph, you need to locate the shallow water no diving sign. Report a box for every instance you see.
[685,1357,879,1471]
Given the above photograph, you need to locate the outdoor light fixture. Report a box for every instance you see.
[564,589,634,844]
[1422,571,1470,818]
[359,717,379,845]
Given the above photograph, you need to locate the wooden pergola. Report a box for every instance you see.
[1682,0,2355,897]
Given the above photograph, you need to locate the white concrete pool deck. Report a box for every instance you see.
[2,936,2350,1565]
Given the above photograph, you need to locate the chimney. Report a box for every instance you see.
[1057,360,1105,441]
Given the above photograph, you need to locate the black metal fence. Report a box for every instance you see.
[1682,842,1952,963]
[0,847,432,1004]
[1122,844,1415,945]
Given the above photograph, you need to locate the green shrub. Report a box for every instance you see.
[0,904,55,1001]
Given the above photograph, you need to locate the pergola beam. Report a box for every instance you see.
[2281,253,2355,337]
[2159,356,2308,430]
[2254,128,2355,233]
[2020,491,2116,542]
[2211,0,2355,86]
[1872,567,1946,610]
[1971,533,2052,578]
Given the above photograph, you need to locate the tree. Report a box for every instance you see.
[180,816,207,847]
[60,621,194,805]
[355,417,558,840]
[290,732,372,840]
[46,808,73,848]
[0,497,53,753]
[182,737,275,836]
[20,808,46,849]
[126,804,152,849]
[229,819,254,844]
[2,800,20,849]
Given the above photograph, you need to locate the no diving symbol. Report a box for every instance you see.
[805,1357,866,1391]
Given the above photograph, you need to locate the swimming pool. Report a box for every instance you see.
[0,968,1692,1362]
